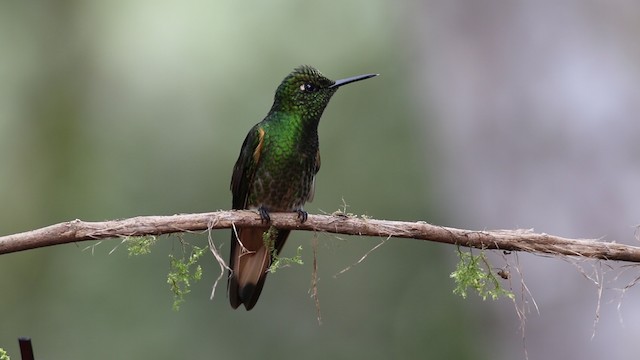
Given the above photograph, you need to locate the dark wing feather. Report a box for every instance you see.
[307,149,321,202]
[230,125,264,209]
[229,124,266,309]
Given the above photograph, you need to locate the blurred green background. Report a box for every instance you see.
[0,1,476,359]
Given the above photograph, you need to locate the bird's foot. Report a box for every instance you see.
[296,209,308,223]
[258,206,271,224]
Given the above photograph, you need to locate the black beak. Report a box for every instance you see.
[329,73,379,89]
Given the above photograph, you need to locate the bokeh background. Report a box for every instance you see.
[2,1,640,359]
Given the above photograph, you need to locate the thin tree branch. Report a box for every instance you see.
[1,210,639,262]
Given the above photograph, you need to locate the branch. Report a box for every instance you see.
[1,210,639,262]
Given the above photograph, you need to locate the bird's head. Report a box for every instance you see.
[271,65,377,118]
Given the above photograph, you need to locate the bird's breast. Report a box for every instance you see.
[247,138,318,211]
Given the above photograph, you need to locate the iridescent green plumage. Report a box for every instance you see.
[228,65,377,310]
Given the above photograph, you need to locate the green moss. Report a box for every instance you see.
[269,245,304,273]
[450,247,514,301]
[262,226,303,273]
[167,245,206,311]
[125,235,157,256]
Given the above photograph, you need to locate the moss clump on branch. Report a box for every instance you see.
[261,226,304,273]
[269,245,304,273]
[0,348,10,360]
[450,247,514,301]
[125,236,157,256]
[167,245,206,311]
[124,235,205,310]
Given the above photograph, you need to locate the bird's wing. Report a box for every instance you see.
[307,149,321,203]
[315,149,321,174]
[230,125,266,209]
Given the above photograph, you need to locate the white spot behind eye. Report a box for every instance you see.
[299,83,316,92]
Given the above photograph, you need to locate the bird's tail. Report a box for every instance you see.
[228,227,290,310]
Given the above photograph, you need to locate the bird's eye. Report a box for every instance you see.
[299,83,316,92]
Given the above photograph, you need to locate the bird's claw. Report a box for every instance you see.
[258,206,271,224]
[296,209,308,223]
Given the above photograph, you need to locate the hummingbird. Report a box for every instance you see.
[228,65,378,310]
